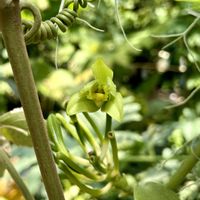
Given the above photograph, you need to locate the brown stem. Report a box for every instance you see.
[0,1,65,199]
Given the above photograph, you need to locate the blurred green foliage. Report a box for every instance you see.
[1,0,200,199]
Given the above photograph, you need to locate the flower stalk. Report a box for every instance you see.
[83,112,103,141]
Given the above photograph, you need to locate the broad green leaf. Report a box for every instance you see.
[92,59,113,84]
[101,92,123,122]
[0,108,32,146]
[134,182,180,200]
[67,93,99,115]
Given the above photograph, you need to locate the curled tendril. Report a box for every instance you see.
[65,0,88,12]
[20,0,100,45]
[20,2,42,43]
[21,2,77,44]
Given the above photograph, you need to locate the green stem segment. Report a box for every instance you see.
[108,131,119,173]
[166,142,200,190]
[0,148,34,200]
[0,2,64,200]
[76,115,100,154]
[83,112,103,142]
[60,162,112,197]
[100,114,112,160]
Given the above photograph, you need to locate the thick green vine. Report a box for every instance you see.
[0,1,65,199]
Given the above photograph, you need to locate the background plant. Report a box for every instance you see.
[1,0,200,199]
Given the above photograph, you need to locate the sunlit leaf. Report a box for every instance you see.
[38,69,75,102]
[134,182,180,200]
[0,108,32,146]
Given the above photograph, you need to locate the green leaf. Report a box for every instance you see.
[134,182,180,200]
[101,92,123,122]
[0,108,32,146]
[67,93,99,115]
[92,59,113,84]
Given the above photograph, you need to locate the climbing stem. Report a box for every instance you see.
[0,1,65,199]
[0,148,34,200]
[166,141,200,190]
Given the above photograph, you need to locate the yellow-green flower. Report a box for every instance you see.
[66,59,123,121]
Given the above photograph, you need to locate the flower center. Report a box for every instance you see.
[86,85,109,107]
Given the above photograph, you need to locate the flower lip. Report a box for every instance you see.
[86,83,110,107]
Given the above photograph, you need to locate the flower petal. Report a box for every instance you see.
[92,59,113,84]
[67,93,99,116]
[101,92,123,122]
